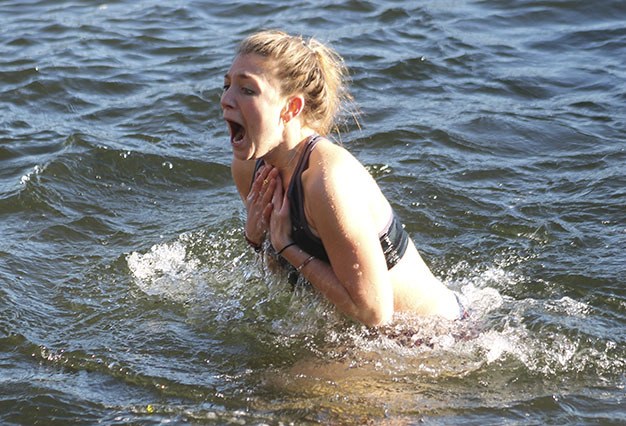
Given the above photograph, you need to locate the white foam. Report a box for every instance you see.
[309,257,618,380]
[125,238,620,380]
[545,296,591,316]
[19,164,43,185]
[126,238,201,301]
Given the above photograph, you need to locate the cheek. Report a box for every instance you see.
[266,102,286,124]
[252,103,279,126]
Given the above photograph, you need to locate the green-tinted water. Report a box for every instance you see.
[1,1,624,424]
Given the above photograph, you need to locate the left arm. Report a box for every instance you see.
[269,155,394,326]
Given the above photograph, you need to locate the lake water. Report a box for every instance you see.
[1,0,625,424]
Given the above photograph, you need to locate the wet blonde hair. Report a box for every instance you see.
[237,29,357,136]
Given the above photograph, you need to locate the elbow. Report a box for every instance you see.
[360,306,394,328]
[352,291,394,327]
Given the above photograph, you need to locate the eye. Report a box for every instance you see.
[222,84,230,92]
[242,87,255,95]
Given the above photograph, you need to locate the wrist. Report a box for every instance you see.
[244,231,263,252]
[296,255,316,272]
[276,241,296,256]
[279,245,316,274]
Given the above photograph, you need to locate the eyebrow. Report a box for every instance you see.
[223,72,256,81]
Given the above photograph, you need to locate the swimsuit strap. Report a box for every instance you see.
[250,133,321,192]
[288,133,321,198]
[287,134,329,261]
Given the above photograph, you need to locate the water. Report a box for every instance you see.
[1,0,625,424]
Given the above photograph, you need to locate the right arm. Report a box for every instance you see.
[231,157,278,247]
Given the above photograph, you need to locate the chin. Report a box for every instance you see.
[232,146,255,162]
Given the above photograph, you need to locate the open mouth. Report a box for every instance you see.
[226,119,245,144]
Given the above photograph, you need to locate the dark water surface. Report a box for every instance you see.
[1,0,625,424]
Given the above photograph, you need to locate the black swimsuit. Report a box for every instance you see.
[253,135,409,269]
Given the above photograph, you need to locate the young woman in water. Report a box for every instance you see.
[221,29,464,327]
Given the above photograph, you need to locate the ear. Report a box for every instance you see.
[282,95,305,123]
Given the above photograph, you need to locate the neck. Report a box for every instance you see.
[263,127,317,178]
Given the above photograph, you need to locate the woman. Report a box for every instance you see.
[221,30,464,327]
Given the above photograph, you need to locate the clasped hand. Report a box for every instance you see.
[245,165,293,252]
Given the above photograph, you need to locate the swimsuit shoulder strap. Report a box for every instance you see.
[288,134,321,196]
[287,133,329,261]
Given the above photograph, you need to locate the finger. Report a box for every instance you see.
[249,173,272,209]
[250,164,269,193]
[266,166,279,180]
[259,165,276,185]
[271,175,283,208]
[261,178,276,204]
[280,189,290,215]
[262,202,273,223]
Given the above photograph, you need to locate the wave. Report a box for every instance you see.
[116,227,625,424]
[1,0,624,423]
[125,229,625,385]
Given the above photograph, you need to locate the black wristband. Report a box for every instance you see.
[244,233,262,253]
[276,242,296,256]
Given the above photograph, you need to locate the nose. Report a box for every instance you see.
[220,86,234,111]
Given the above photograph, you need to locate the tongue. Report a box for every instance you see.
[233,124,245,143]
[235,128,245,142]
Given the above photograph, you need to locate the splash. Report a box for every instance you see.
[126,235,623,384]
[19,164,44,185]
[126,237,203,302]
[302,257,624,382]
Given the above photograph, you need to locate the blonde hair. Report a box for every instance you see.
[237,29,357,136]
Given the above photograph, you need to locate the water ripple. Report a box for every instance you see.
[1,0,625,424]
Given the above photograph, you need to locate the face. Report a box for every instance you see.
[221,54,287,161]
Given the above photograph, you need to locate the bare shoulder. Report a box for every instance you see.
[303,139,390,232]
[303,138,393,284]
[306,139,381,202]
[231,157,256,199]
